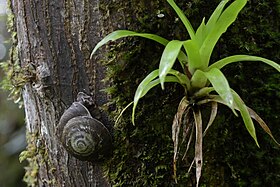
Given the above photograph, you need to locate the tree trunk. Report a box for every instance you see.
[11,0,116,186]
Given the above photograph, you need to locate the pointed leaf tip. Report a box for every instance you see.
[90,30,169,59]
[232,91,259,146]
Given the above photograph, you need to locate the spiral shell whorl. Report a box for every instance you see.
[62,117,97,160]
[57,101,112,162]
[69,129,95,156]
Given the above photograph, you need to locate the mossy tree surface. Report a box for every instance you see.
[9,0,280,186]
[99,0,280,186]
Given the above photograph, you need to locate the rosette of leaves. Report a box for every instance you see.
[91,0,280,186]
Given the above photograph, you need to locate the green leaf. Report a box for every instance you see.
[201,94,279,147]
[90,30,169,58]
[169,69,191,90]
[193,87,215,98]
[192,68,234,109]
[132,71,180,125]
[209,55,280,72]
[132,70,159,125]
[190,70,208,89]
[159,40,184,89]
[140,76,180,98]
[186,0,230,71]
[200,0,247,66]
[195,18,207,46]
[206,0,229,32]
[167,0,195,39]
[183,40,203,74]
[177,51,188,69]
[232,91,259,147]
[115,101,133,127]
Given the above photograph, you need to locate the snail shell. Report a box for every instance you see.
[57,102,112,162]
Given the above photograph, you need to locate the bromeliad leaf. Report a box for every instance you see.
[192,68,234,109]
[209,55,280,72]
[90,30,169,58]
[203,102,218,137]
[247,107,280,146]
[167,0,195,39]
[202,94,279,146]
[193,87,215,99]
[168,69,191,90]
[232,91,259,147]
[184,40,203,73]
[200,0,247,66]
[140,76,180,98]
[115,101,133,127]
[194,18,207,46]
[132,70,159,124]
[206,0,229,32]
[132,71,180,125]
[159,40,184,89]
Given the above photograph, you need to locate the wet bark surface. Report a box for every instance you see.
[12,0,111,186]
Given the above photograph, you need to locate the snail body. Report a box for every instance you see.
[57,100,112,162]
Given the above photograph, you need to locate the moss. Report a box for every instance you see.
[99,0,280,186]
[0,1,35,107]
[19,132,48,187]
[99,1,182,186]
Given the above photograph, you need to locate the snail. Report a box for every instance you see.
[57,93,113,162]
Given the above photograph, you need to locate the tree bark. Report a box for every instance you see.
[11,0,113,186]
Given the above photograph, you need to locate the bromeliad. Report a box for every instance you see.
[91,0,280,186]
